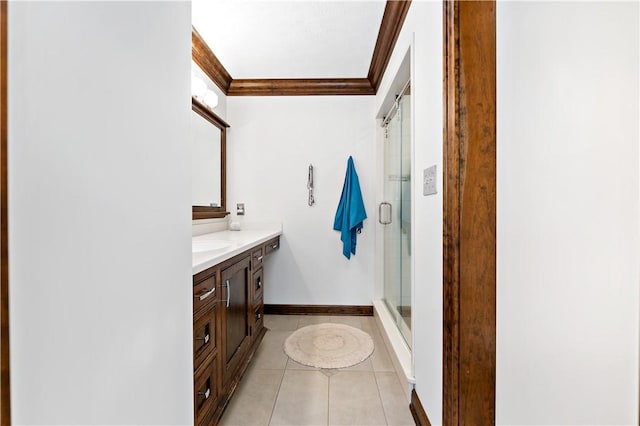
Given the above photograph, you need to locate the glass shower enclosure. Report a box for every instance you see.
[381,83,411,347]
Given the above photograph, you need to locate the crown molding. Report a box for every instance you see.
[192,0,411,96]
[192,26,232,94]
[367,0,412,92]
[227,78,375,96]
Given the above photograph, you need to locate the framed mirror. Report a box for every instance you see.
[192,97,230,219]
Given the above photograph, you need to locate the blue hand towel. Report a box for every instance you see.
[333,156,367,259]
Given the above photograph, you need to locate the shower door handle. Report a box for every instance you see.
[379,202,392,225]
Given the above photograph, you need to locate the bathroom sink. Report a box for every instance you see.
[192,240,232,253]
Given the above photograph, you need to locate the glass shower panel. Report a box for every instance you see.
[383,84,411,347]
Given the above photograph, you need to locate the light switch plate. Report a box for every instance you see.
[423,166,437,196]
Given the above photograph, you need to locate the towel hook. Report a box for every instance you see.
[307,164,315,206]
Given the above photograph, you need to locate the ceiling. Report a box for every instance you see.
[191,1,387,80]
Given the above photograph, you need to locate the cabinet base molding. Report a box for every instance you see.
[264,304,373,316]
[409,389,432,426]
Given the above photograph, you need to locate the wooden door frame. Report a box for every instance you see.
[443,1,496,425]
[1,1,9,425]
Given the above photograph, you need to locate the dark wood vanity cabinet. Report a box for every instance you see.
[192,236,279,425]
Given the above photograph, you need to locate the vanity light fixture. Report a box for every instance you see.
[191,74,207,100]
[191,73,219,110]
[203,89,219,109]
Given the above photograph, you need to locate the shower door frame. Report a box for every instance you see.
[382,83,412,348]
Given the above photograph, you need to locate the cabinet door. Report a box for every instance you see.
[220,255,252,385]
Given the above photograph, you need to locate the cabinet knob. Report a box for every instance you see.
[256,312,262,320]
[256,255,264,261]
[198,388,211,400]
[195,334,210,344]
[256,277,262,289]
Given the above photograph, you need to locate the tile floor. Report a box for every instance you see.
[219,315,415,426]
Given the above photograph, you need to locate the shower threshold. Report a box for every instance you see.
[373,299,414,401]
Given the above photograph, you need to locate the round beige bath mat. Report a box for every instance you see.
[284,323,374,369]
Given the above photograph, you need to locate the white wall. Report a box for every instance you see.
[226,96,376,305]
[374,2,443,422]
[9,2,192,424]
[497,2,639,424]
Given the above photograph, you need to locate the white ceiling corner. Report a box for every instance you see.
[192,0,387,79]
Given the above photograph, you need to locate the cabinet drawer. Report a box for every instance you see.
[193,274,217,317]
[194,354,218,426]
[252,268,264,304]
[253,304,264,335]
[251,246,264,270]
[264,237,280,256]
[194,304,217,370]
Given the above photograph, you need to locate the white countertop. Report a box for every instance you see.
[192,225,282,275]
